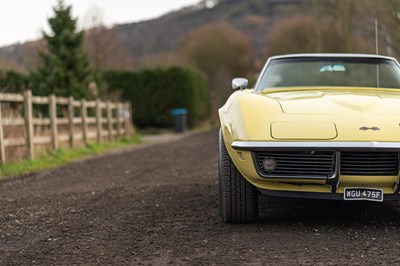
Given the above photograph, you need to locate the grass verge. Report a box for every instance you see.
[0,134,142,179]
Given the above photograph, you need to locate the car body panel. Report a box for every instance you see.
[271,121,338,140]
[268,88,400,114]
[220,88,400,142]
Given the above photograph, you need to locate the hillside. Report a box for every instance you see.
[0,0,309,71]
[116,0,308,60]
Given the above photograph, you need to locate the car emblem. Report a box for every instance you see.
[359,126,380,131]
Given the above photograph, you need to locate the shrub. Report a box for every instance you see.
[0,70,30,93]
[104,67,210,128]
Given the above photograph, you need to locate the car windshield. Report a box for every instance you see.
[256,57,400,91]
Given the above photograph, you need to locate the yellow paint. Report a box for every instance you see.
[339,175,397,186]
[271,121,337,140]
[219,86,400,196]
[267,87,400,114]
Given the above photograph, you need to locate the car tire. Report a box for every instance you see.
[219,129,258,223]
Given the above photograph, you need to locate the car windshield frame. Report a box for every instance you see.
[255,56,400,92]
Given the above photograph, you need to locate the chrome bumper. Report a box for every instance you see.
[232,141,400,152]
[231,141,400,193]
[257,188,400,200]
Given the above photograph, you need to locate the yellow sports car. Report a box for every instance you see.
[219,53,400,223]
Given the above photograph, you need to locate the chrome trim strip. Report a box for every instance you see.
[394,178,400,194]
[394,153,400,194]
[232,141,400,152]
[326,152,341,193]
[269,53,396,61]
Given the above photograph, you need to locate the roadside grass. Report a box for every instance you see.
[0,134,142,179]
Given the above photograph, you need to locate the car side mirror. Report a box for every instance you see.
[232,78,248,91]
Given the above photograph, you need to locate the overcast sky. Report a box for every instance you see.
[0,0,200,47]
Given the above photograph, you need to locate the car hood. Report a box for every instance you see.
[220,89,400,142]
[265,88,400,114]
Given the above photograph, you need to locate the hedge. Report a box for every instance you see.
[103,67,211,128]
[0,70,29,93]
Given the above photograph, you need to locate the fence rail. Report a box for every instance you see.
[0,90,133,164]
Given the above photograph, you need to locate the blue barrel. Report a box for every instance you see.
[171,108,187,133]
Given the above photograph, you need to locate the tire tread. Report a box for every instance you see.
[219,129,258,223]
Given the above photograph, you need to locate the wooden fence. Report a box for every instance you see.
[0,90,133,164]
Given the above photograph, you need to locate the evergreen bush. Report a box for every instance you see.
[104,67,210,128]
[31,0,92,99]
[0,71,29,93]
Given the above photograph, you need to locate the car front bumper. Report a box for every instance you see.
[231,141,400,195]
[257,187,400,200]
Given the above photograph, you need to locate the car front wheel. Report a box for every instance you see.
[218,129,258,223]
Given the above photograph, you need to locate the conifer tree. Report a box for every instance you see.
[32,0,92,98]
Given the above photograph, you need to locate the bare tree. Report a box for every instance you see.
[0,57,26,73]
[265,1,377,58]
[364,0,400,56]
[179,22,254,121]
[83,5,134,70]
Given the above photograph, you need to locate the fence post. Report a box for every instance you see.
[0,100,5,164]
[127,102,134,134]
[123,103,130,136]
[116,102,122,137]
[49,94,58,150]
[96,99,102,144]
[106,101,113,141]
[24,90,34,160]
[81,99,88,144]
[68,96,74,148]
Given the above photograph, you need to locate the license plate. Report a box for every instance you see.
[344,188,383,202]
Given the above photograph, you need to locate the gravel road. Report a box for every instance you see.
[1,129,400,265]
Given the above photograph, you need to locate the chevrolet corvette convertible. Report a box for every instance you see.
[219,53,400,223]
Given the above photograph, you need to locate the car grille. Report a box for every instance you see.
[341,152,399,176]
[255,151,335,177]
[254,151,399,178]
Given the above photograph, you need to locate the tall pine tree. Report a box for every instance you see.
[32,0,92,98]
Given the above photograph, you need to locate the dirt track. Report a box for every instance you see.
[1,130,400,265]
